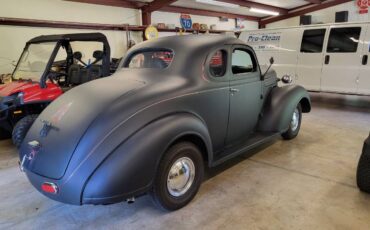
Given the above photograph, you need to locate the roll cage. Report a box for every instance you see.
[12,33,111,88]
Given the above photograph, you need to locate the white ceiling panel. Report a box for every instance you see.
[172,0,269,17]
[247,0,309,9]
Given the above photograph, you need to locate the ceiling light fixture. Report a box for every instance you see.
[250,7,279,16]
[196,0,240,8]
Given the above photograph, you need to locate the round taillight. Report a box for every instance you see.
[41,182,58,194]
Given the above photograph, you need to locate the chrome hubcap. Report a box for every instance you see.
[291,108,299,131]
[167,157,195,197]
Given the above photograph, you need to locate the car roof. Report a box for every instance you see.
[130,35,247,53]
[27,33,109,44]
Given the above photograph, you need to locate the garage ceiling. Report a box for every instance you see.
[248,0,308,9]
[65,0,353,26]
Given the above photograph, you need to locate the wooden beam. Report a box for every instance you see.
[65,0,144,9]
[219,0,288,15]
[0,17,142,31]
[161,6,260,21]
[142,11,152,26]
[304,0,322,4]
[142,0,178,12]
[260,0,353,26]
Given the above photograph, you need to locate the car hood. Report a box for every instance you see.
[0,81,36,96]
[20,76,145,179]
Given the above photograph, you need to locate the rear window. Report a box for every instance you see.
[327,27,361,53]
[126,50,174,69]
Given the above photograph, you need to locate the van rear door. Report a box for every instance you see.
[295,27,328,91]
[357,24,370,95]
[321,25,366,94]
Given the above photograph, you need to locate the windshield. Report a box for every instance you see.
[13,42,57,82]
[125,50,174,69]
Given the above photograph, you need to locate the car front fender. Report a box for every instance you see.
[258,85,311,133]
[82,113,212,205]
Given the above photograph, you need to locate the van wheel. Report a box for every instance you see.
[12,114,38,148]
[282,104,302,140]
[357,149,370,193]
[150,142,204,211]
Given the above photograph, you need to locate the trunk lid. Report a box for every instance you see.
[20,77,145,179]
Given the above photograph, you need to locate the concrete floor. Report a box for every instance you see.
[0,93,370,230]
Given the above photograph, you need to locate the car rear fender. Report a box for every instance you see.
[364,134,370,153]
[82,113,212,204]
[258,85,311,133]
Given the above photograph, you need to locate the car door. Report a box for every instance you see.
[226,45,262,146]
[321,25,366,94]
[357,24,370,95]
[295,27,327,91]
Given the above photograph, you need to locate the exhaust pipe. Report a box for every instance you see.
[126,197,135,204]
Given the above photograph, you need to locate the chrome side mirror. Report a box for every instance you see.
[281,75,293,84]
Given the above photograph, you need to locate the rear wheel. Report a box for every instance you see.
[282,104,302,140]
[12,114,38,148]
[357,148,370,193]
[150,142,204,211]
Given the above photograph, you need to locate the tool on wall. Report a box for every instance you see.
[125,25,136,49]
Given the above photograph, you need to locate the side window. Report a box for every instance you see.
[300,29,326,53]
[232,49,256,75]
[327,27,361,53]
[209,50,227,77]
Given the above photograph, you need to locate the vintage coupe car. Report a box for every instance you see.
[357,133,370,192]
[19,35,311,211]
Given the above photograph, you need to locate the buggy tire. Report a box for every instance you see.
[12,114,38,148]
[150,142,204,211]
[282,104,302,140]
[0,128,11,140]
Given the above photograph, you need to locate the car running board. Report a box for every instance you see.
[211,132,280,167]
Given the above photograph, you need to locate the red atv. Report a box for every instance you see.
[0,33,112,147]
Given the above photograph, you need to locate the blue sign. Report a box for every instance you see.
[180,14,192,30]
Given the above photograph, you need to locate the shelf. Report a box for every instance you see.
[0,17,231,34]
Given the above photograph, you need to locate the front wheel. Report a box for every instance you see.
[282,104,302,140]
[150,142,204,211]
[12,114,38,148]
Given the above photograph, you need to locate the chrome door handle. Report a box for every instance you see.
[230,88,239,93]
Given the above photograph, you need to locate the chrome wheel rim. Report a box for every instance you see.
[291,108,299,131]
[167,157,195,197]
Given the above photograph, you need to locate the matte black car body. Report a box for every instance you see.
[357,133,370,192]
[19,35,311,206]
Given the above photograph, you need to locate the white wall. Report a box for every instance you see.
[0,0,256,74]
[0,0,143,74]
[152,11,258,37]
[266,1,370,29]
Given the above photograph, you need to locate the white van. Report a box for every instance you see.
[240,22,370,96]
